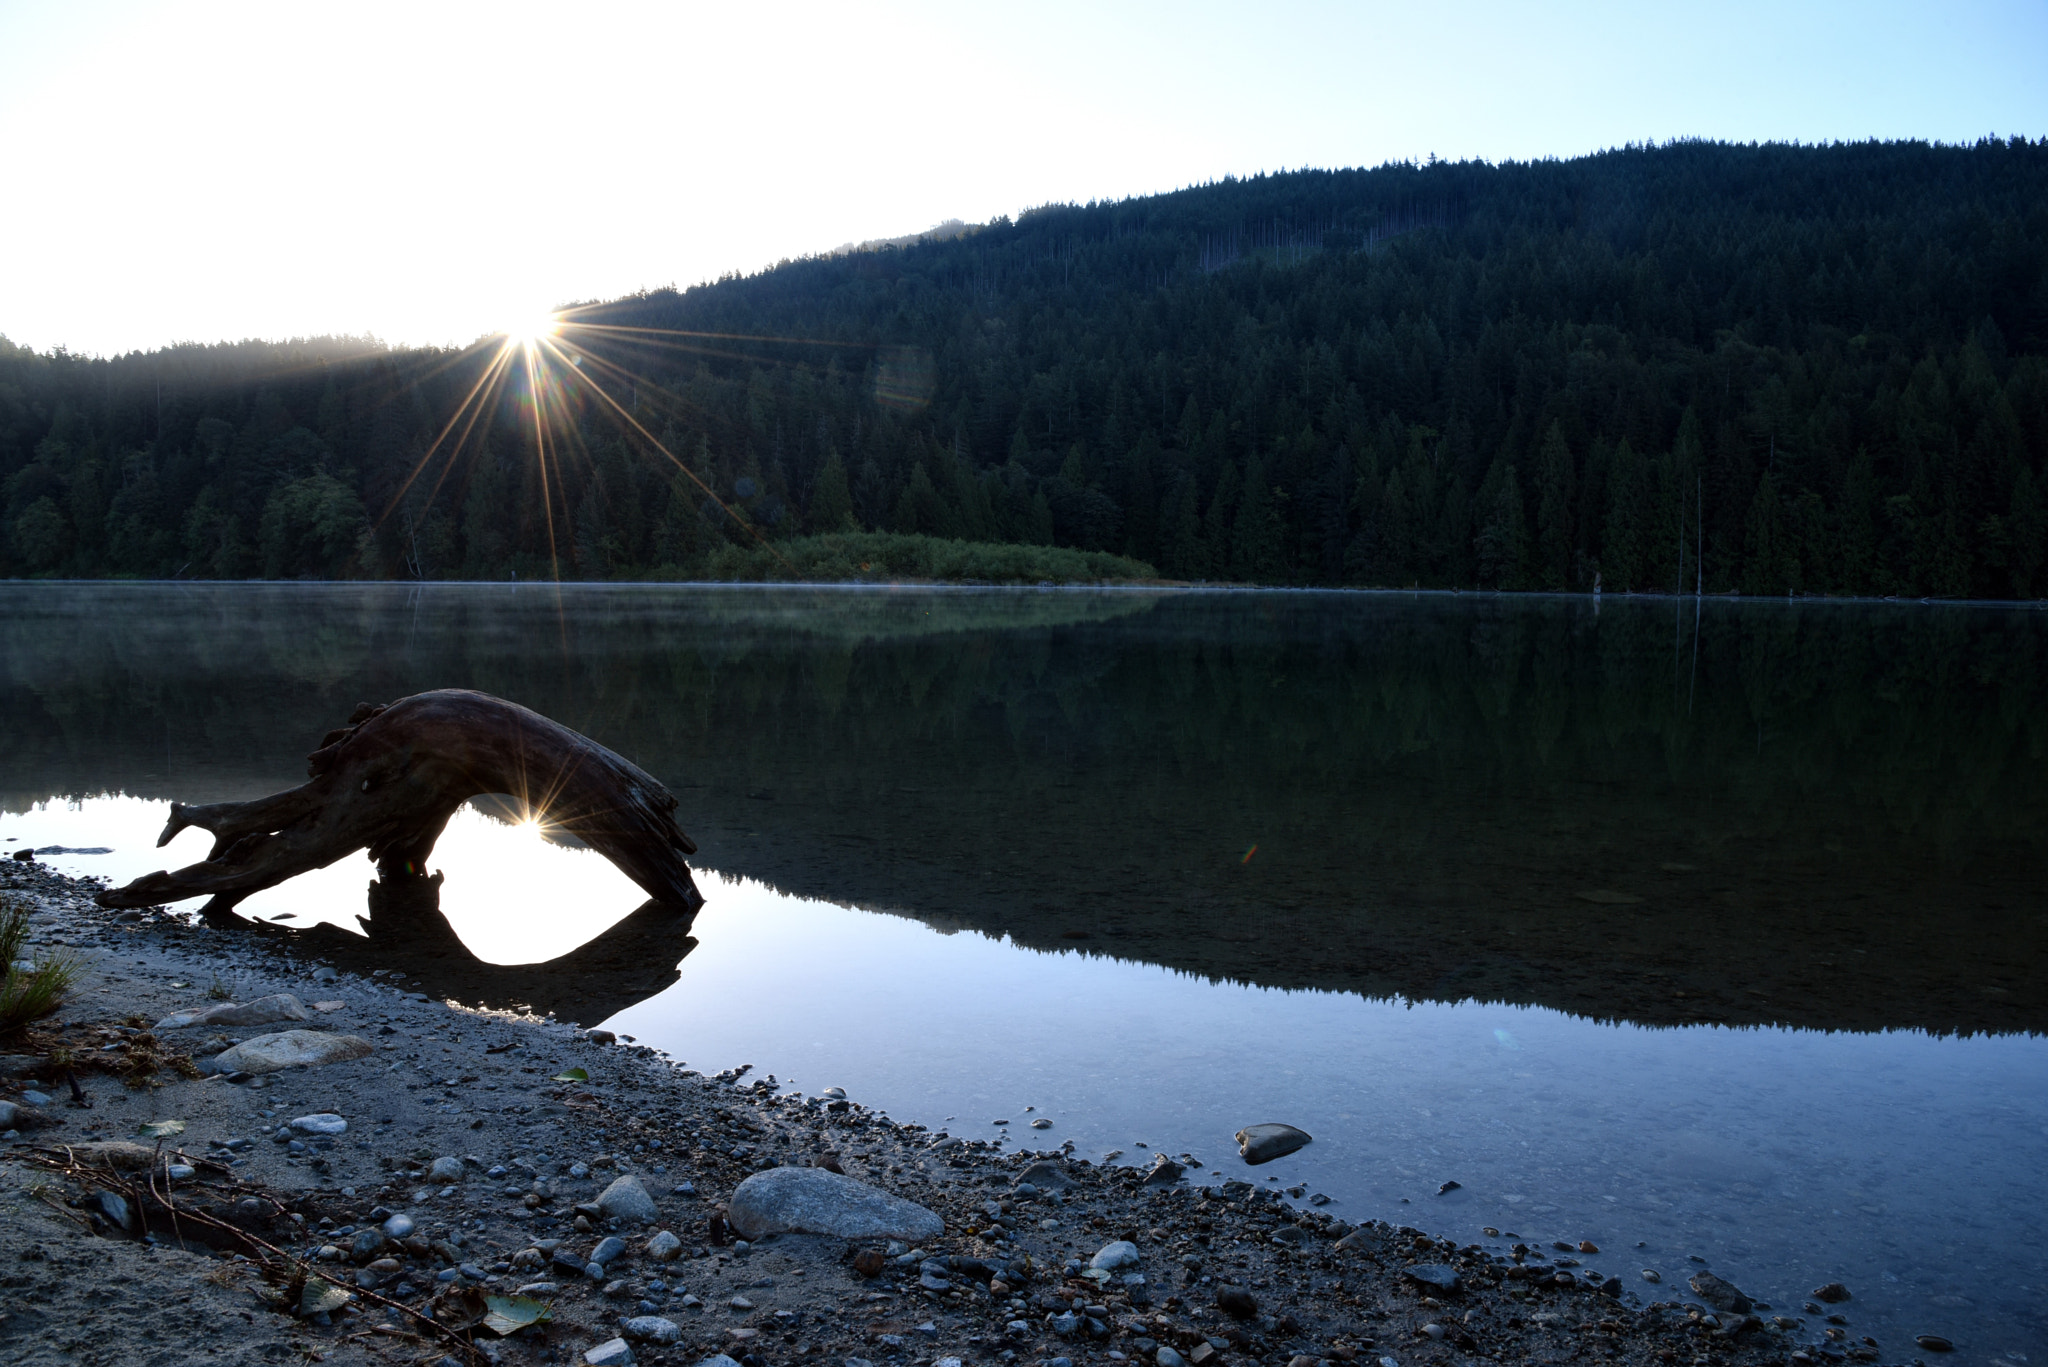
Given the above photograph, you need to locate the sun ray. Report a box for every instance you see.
[373,341,516,535]
[404,344,518,527]
[536,334,799,575]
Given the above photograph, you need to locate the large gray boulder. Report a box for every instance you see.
[726,1167,943,1242]
[211,1030,374,1075]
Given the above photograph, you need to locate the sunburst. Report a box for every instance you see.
[372,302,872,583]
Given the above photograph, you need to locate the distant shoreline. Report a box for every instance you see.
[4,575,2044,607]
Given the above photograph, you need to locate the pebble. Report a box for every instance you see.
[1233,1123,1312,1166]
[586,1029,617,1045]
[591,1236,628,1266]
[647,1229,682,1261]
[695,1357,743,1367]
[382,1213,416,1240]
[597,1174,660,1223]
[95,1190,136,1233]
[1091,1241,1141,1271]
[1030,1118,1053,1129]
[1216,1287,1257,1319]
[1812,1281,1851,1303]
[210,1030,374,1075]
[428,1155,465,1182]
[584,1338,636,1367]
[1915,1334,1954,1352]
[623,1316,681,1344]
[287,1112,347,1136]
[1640,1269,1661,1283]
[20,1090,50,1107]
[155,993,311,1031]
[1402,1264,1462,1294]
[1155,1350,1186,1367]
[725,1167,943,1241]
[0,1101,18,1129]
[1688,1270,1753,1314]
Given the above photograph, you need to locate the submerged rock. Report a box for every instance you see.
[1688,1271,1753,1313]
[1234,1123,1312,1165]
[725,1167,943,1241]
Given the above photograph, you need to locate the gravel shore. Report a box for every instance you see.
[0,860,1903,1367]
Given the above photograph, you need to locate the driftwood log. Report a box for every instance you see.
[96,689,703,915]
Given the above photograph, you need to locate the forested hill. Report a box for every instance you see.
[4,138,2047,594]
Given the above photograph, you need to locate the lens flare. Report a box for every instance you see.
[504,315,559,348]
[377,302,814,585]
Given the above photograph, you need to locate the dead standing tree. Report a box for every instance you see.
[96,689,703,919]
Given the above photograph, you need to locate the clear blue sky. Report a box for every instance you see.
[1,0,2042,356]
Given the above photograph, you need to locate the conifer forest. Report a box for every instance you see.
[3,138,2045,596]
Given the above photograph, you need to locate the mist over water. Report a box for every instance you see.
[2,583,2043,1354]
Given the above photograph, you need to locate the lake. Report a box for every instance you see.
[2,582,2044,1358]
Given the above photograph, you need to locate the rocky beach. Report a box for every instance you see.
[0,858,1930,1367]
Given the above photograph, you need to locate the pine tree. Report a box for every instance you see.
[1535,423,1575,590]
[807,449,857,533]
[1473,459,1528,590]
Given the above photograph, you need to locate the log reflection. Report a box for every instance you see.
[240,869,700,1026]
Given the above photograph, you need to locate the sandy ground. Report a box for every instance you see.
[0,859,1894,1367]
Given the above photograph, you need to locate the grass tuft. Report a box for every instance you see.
[0,895,82,1036]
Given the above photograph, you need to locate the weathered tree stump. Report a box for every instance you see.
[96,689,703,914]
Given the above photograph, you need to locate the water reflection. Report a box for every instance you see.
[277,873,701,1027]
[1,583,2041,1036]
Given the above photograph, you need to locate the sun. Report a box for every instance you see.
[503,314,560,349]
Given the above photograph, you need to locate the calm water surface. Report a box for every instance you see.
[2,583,2044,1360]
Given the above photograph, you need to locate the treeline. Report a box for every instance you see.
[4,138,2047,594]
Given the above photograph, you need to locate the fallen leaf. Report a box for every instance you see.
[136,1119,186,1139]
[300,1277,352,1316]
[552,1067,588,1082]
[481,1295,554,1336]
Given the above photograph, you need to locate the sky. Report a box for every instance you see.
[1,0,2043,358]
